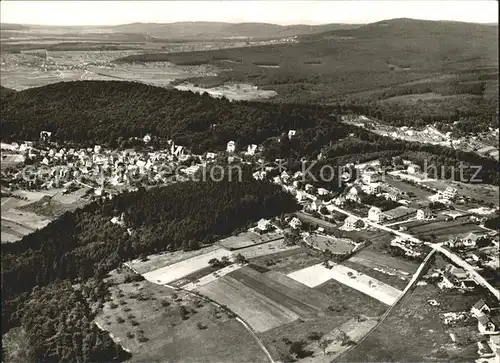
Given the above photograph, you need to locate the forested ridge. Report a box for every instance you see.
[0,80,332,153]
[2,177,299,356]
[2,80,498,185]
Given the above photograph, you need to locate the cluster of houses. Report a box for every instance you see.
[2,137,210,193]
[470,299,500,360]
[390,236,424,258]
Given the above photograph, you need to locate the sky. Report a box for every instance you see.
[1,1,498,26]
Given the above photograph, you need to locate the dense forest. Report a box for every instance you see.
[2,80,498,186]
[18,281,131,362]
[115,20,497,100]
[2,177,299,346]
[0,80,334,153]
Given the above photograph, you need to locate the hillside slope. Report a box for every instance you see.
[0,80,334,152]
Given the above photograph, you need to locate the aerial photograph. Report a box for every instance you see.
[0,1,498,362]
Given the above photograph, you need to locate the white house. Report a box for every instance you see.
[471,299,491,319]
[227,141,236,153]
[257,218,271,232]
[317,188,330,196]
[289,217,302,229]
[305,184,315,193]
[362,171,379,184]
[334,195,346,207]
[246,144,258,155]
[343,216,364,229]
[416,208,434,220]
[252,171,266,180]
[361,182,381,195]
[368,206,384,223]
[478,315,497,334]
[462,232,483,247]
[310,199,324,212]
[345,186,363,203]
[143,134,152,144]
[407,164,421,174]
[288,130,297,140]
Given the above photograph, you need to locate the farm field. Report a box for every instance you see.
[95,275,268,362]
[142,248,233,285]
[342,260,409,290]
[315,279,388,317]
[404,218,485,242]
[342,284,486,362]
[198,275,300,332]
[229,267,334,318]
[384,174,434,201]
[248,247,324,274]
[218,230,283,250]
[259,276,387,363]
[288,263,403,305]
[197,266,336,333]
[350,248,419,274]
[1,208,52,243]
[126,244,222,274]
[181,263,242,291]
[233,238,298,259]
[19,188,92,218]
[304,234,355,254]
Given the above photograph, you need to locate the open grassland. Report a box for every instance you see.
[405,218,486,242]
[384,175,434,200]
[126,244,221,275]
[305,234,355,254]
[349,248,418,274]
[142,248,233,285]
[248,247,324,274]
[288,263,403,305]
[342,260,409,290]
[315,279,388,318]
[198,275,300,333]
[229,267,334,318]
[218,230,283,250]
[95,277,268,362]
[1,209,52,243]
[423,179,500,207]
[232,238,298,259]
[341,284,487,362]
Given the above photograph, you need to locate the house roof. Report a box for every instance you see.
[463,232,483,242]
[473,299,488,310]
[478,314,491,325]
[344,216,360,224]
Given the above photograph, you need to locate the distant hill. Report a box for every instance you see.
[109,21,361,39]
[0,86,16,98]
[301,18,498,41]
[0,21,361,41]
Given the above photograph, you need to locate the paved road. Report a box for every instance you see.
[320,203,499,301]
[431,243,499,300]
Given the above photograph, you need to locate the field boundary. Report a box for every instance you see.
[335,248,436,361]
[125,262,275,363]
[221,234,284,251]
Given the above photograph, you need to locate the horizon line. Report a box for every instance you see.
[1,17,498,28]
